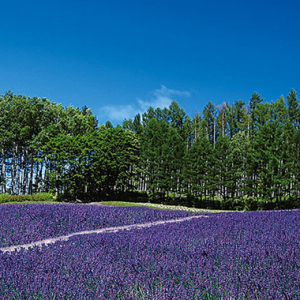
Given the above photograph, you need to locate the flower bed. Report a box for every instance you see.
[0,207,299,298]
[0,203,192,248]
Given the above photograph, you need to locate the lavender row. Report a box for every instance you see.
[0,203,192,248]
[1,209,300,298]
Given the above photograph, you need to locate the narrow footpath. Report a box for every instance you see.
[0,214,208,253]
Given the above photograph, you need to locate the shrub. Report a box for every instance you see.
[0,193,55,204]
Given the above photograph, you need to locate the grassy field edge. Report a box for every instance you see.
[0,198,233,213]
[96,201,232,213]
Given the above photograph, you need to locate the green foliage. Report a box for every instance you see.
[41,126,141,201]
[2,89,300,211]
[0,193,55,204]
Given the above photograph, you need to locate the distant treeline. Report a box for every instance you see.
[1,89,300,210]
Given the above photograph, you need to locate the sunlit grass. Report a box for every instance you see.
[97,201,232,213]
[1,198,232,213]
[96,201,142,207]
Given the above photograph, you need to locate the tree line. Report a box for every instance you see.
[1,89,300,209]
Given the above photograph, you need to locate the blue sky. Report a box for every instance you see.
[1,0,300,125]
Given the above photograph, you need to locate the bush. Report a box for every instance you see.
[0,193,56,204]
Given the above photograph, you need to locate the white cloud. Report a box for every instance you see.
[102,105,137,122]
[137,96,171,111]
[100,85,190,123]
[138,85,190,111]
[154,85,191,98]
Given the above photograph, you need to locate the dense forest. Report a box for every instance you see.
[1,89,300,210]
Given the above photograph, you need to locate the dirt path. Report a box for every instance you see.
[0,215,208,254]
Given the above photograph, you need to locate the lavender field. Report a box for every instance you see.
[0,205,300,299]
[0,203,191,248]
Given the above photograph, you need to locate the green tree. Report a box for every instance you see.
[287,89,299,130]
[183,136,212,200]
[202,101,216,146]
[228,131,250,199]
[139,118,169,200]
[214,135,231,202]
[91,127,140,197]
[249,92,263,137]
